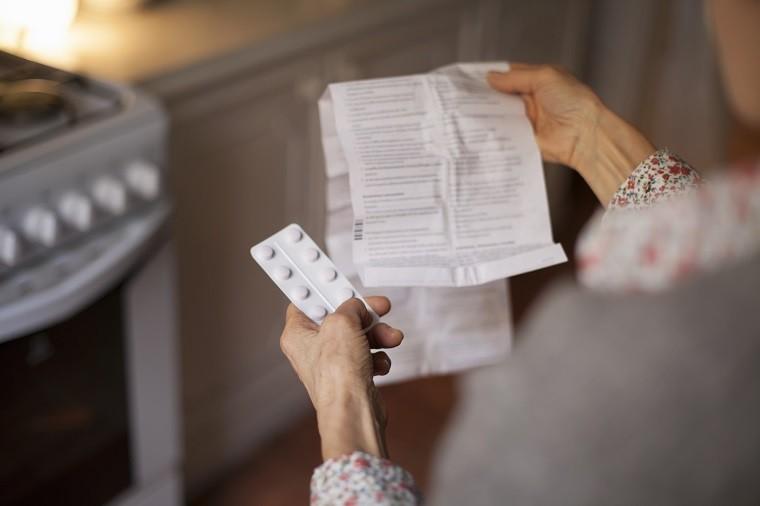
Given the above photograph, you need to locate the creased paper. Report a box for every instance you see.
[320,62,566,287]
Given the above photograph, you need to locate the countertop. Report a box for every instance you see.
[6,0,374,84]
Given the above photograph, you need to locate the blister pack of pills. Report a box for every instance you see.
[250,224,377,325]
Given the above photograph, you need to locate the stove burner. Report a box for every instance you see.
[0,79,70,125]
[0,52,123,154]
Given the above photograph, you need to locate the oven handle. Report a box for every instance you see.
[0,203,170,343]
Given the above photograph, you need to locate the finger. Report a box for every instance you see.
[502,62,543,71]
[280,304,318,359]
[365,295,391,317]
[521,93,539,127]
[487,69,539,94]
[487,65,550,94]
[367,323,404,350]
[372,351,391,376]
[284,303,318,331]
[321,296,394,336]
[334,296,401,347]
[328,297,370,332]
[337,296,390,330]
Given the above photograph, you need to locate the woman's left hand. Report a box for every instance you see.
[280,296,403,460]
[487,63,655,205]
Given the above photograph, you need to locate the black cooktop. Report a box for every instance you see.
[0,51,123,153]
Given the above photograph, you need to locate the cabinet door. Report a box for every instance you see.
[167,61,318,490]
[327,2,471,81]
[482,0,592,70]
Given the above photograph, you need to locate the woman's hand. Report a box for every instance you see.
[488,63,655,205]
[280,296,403,460]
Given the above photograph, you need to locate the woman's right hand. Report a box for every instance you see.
[280,296,403,461]
[488,64,655,206]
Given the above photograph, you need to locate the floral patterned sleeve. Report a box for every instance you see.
[311,452,421,506]
[578,149,760,292]
[607,148,703,209]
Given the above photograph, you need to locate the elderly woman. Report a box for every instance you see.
[279,0,760,504]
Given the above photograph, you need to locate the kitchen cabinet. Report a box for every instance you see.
[166,59,319,491]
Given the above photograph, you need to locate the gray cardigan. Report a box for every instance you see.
[431,254,760,505]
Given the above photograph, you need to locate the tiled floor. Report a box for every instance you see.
[191,171,615,505]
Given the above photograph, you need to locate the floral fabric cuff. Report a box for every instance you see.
[609,148,702,209]
[311,451,420,505]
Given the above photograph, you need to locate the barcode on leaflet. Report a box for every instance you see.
[353,219,363,241]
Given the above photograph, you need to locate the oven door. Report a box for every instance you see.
[0,202,180,506]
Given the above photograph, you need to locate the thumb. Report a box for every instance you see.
[487,67,543,95]
[322,297,371,334]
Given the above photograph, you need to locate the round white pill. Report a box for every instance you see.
[290,286,309,300]
[273,265,292,280]
[307,305,328,321]
[285,227,303,243]
[320,268,338,282]
[303,248,320,262]
[338,287,354,301]
[254,245,274,261]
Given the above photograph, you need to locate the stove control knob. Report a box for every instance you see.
[58,192,93,231]
[22,207,58,247]
[92,177,127,215]
[125,160,161,200]
[0,226,20,266]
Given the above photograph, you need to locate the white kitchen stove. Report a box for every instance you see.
[0,51,181,506]
[0,51,163,289]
